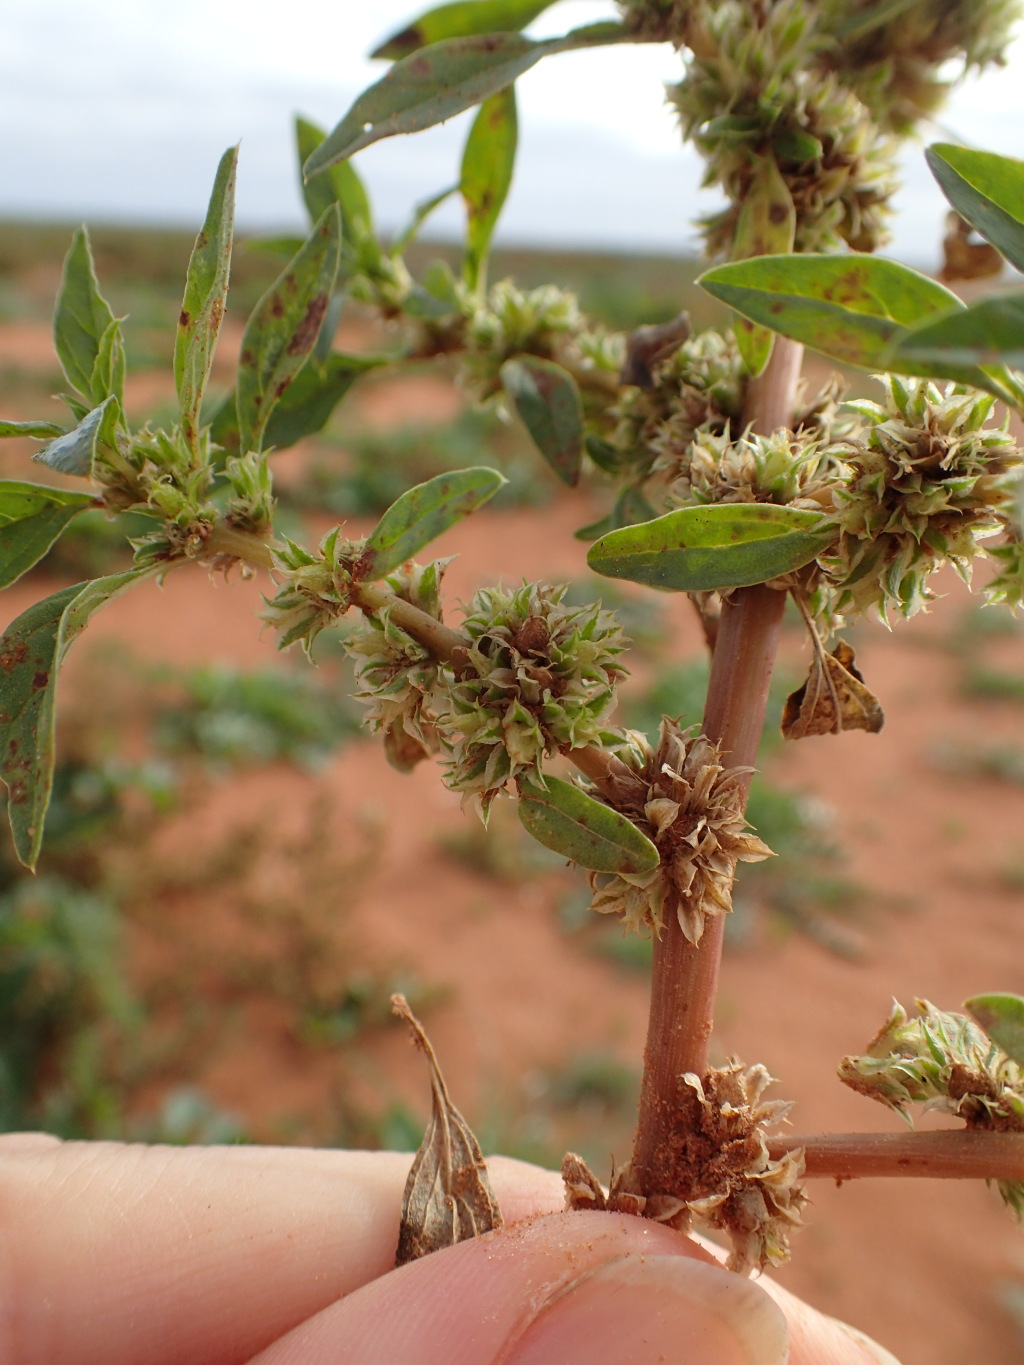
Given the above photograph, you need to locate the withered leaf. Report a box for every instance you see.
[782,639,884,740]
[561,1152,607,1211]
[393,995,502,1266]
[940,211,1004,284]
[619,312,691,388]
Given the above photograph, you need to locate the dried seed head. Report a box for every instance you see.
[587,721,772,942]
[613,1060,806,1273]
[435,583,629,816]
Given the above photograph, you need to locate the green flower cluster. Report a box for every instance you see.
[436,583,628,815]
[818,378,1022,623]
[840,998,1024,1214]
[263,527,367,653]
[668,0,898,256]
[588,722,772,943]
[346,560,447,773]
[660,426,837,511]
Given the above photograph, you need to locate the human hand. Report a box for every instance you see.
[0,1134,898,1364]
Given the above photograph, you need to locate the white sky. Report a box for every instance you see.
[3,0,1024,265]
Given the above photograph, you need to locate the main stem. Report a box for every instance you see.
[631,338,804,1190]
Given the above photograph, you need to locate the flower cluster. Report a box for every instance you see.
[263,527,366,653]
[840,998,1024,1213]
[668,0,898,257]
[821,0,1020,134]
[587,722,772,943]
[818,378,1023,623]
[346,560,448,772]
[435,583,628,815]
[659,426,838,512]
[608,328,746,485]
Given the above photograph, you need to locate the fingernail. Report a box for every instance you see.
[836,1321,903,1364]
[505,1254,788,1365]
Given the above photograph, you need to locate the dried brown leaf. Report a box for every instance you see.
[619,312,691,388]
[392,995,503,1266]
[782,639,884,740]
[562,1152,607,1211]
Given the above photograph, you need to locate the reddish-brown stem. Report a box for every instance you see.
[631,338,803,1191]
[768,1130,1024,1182]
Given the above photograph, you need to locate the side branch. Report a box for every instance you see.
[769,1130,1024,1182]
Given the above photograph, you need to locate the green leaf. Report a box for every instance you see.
[176,145,238,448]
[211,351,382,455]
[500,356,582,487]
[730,156,795,378]
[699,253,999,390]
[887,292,1024,371]
[305,24,625,175]
[0,419,66,440]
[89,316,126,409]
[517,774,659,874]
[53,228,118,401]
[372,0,560,59]
[927,144,1024,275]
[0,481,96,589]
[236,205,342,454]
[0,567,154,868]
[461,86,518,291]
[363,466,506,579]
[32,396,119,476]
[965,993,1024,1066]
[295,117,375,246]
[391,184,460,258]
[588,503,834,592]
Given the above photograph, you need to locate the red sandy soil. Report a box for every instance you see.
[2,319,1024,1363]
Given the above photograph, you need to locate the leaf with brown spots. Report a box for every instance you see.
[698,254,1012,400]
[372,0,560,60]
[782,639,884,740]
[0,567,155,869]
[305,23,626,176]
[175,146,237,451]
[392,995,502,1266]
[363,466,505,580]
[235,205,342,455]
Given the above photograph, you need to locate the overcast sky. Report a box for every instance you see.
[4,0,1024,266]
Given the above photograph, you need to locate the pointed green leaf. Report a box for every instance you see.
[392,184,460,258]
[462,86,518,292]
[500,356,582,487]
[236,205,342,454]
[588,503,834,592]
[53,228,118,401]
[0,567,154,868]
[211,351,382,455]
[965,993,1024,1066]
[305,24,624,176]
[731,156,795,378]
[887,291,1024,371]
[373,0,560,59]
[698,254,1000,390]
[574,485,657,542]
[295,117,375,245]
[0,419,66,440]
[89,316,126,409]
[927,144,1024,274]
[176,145,238,446]
[0,481,96,589]
[32,396,119,476]
[517,774,659,874]
[363,466,506,579]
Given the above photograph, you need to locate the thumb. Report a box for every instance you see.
[249,1209,789,1365]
